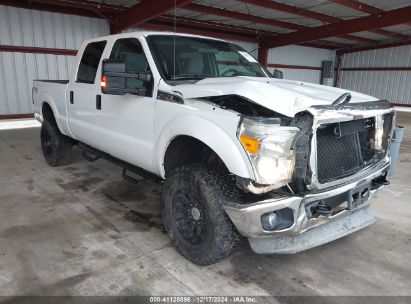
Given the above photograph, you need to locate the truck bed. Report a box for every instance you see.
[33,79,71,135]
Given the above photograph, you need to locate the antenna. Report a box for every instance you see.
[173,0,176,85]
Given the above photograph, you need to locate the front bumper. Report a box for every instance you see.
[224,160,389,254]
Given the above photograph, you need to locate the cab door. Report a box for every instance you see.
[95,37,156,172]
[67,40,106,148]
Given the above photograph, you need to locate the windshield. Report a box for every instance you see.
[147,35,270,83]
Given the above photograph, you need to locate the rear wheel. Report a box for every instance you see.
[41,120,73,167]
[162,163,243,265]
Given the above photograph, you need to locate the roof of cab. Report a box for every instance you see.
[85,30,228,44]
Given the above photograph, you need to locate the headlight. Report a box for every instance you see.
[373,114,384,150]
[238,117,299,186]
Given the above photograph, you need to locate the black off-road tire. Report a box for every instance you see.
[41,120,73,167]
[162,163,243,265]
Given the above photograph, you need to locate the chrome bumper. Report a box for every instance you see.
[249,204,375,254]
[224,160,389,253]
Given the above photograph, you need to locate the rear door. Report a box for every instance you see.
[67,40,106,147]
[95,37,156,171]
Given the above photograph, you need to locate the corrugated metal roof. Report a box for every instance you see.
[360,0,411,10]
[193,0,323,27]
[383,24,411,34]
[3,0,411,49]
[306,2,368,19]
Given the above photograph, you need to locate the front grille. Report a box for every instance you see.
[316,114,392,184]
[317,128,361,183]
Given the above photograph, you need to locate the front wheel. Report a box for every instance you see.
[41,120,73,167]
[162,164,243,265]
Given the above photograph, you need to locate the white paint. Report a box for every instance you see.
[267,45,336,84]
[338,44,411,105]
[0,5,109,115]
[33,31,383,184]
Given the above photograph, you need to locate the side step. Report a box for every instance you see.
[122,168,144,184]
[79,143,164,185]
[83,150,100,162]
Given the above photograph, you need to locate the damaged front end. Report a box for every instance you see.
[207,95,395,254]
[230,98,395,197]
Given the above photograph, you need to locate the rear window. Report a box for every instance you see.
[76,41,107,84]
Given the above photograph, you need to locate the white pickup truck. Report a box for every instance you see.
[33,31,395,265]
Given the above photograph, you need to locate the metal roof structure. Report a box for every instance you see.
[1,0,411,54]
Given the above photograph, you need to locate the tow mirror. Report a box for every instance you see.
[101,59,152,96]
[272,69,283,79]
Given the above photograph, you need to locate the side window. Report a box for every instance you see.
[77,41,107,84]
[109,38,152,92]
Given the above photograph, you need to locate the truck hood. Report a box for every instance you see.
[171,77,379,117]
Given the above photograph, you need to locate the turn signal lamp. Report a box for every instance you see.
[240,134,259,154]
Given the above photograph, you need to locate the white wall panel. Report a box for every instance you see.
[267,45,336,84]
[338,44,411,105]
[267,68,322,84]
[268,45,336,67]
[0,5,109,115]
[0,5,108,49]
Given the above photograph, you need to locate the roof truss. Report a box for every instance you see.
[0,0,410,51]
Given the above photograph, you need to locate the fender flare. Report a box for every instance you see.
[153,115,254,179]
[40,93,68,135]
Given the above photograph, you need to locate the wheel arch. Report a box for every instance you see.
[41,102,56,123]
[154,115,253,179]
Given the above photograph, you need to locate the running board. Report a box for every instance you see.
[83,150,100,162]
[78,143,164,185]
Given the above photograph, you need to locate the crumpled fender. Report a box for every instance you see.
[153,114,254,179]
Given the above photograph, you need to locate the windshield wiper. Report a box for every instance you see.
[170,74,216,81]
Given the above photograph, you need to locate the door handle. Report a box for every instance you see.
[96,95,101,110]
[70,91,74,104]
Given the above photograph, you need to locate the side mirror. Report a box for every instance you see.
[272,69,283,79]
[101,59,152,96]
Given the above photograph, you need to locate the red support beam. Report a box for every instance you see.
[156,16,347,50]
[330,0,411,32]
[185,3,305,31]
[258,44,269,66]
[337,39,411,55]
[330,0,392,14]
[243,0,336,23]
[159,15,277,39]
[185,3,377,45]
[242,0,408,41]
[340,67,411,71]
[140,22,258,43]
[334,53,342,87]
[0,45,77,56]
[24,0,124,14]
[116,0,192,32]
[267,64,321,70]
[268,7,411,48]
[392,104,411,108]
[0,114,34,120]
[0,0,102,18]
